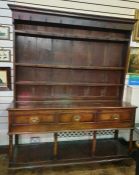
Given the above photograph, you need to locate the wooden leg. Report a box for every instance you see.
[92,131,97,156]
[15,134,19,145]
[129,129,134,152]
[9,135,13,161]
[54,132,58,159]
[114,130,119,139]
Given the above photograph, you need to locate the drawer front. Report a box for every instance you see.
[97,110,132,122]
[13,110,96,125]
[9,108,135,133]
[14,113,55,124]
[59,113,95,123]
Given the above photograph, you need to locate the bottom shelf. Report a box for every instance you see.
[9,138,131,169]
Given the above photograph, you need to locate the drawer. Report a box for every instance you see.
[14,113,55,124]
[97,110,132,122]
[13,111,95,125]
[59,113,95,123]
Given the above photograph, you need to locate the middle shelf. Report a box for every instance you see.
[15,81,123,86]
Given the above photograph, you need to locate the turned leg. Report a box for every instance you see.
[114,130,119,139]
[15,134,19,145]
[129,129,134,152]
[54,132,58,159]
[92,131,97,156]
[9,135,13,161]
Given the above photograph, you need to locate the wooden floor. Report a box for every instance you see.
[0,154,136,175]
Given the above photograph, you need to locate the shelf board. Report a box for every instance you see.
[15,29,129,42]
[15,81,123,86]
[15,63,125,71]
[9,139,130,169]
[11,101,134,109]
[16,95,119,100]
[15,99,119,104]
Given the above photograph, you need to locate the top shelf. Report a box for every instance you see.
[15,29,129,42]
[15,63,125,70]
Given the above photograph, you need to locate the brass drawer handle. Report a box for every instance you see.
[111,114,120,120]
[29,116,40,124]
[73,115,81,122]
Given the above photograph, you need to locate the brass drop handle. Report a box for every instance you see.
[73,115,81,122]
[111,114,120,120]
[29,116,40,124]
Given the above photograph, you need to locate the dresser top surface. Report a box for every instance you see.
[8,101,136,111]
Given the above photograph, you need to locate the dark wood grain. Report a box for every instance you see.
[15,29,130,42]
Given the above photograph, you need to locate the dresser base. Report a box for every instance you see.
[9,138,132,170]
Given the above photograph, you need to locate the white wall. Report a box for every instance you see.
[0,0,139,145]
[8,0,138,18]
[0,0,14,145]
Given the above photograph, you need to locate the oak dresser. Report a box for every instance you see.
[8,4,137,169]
